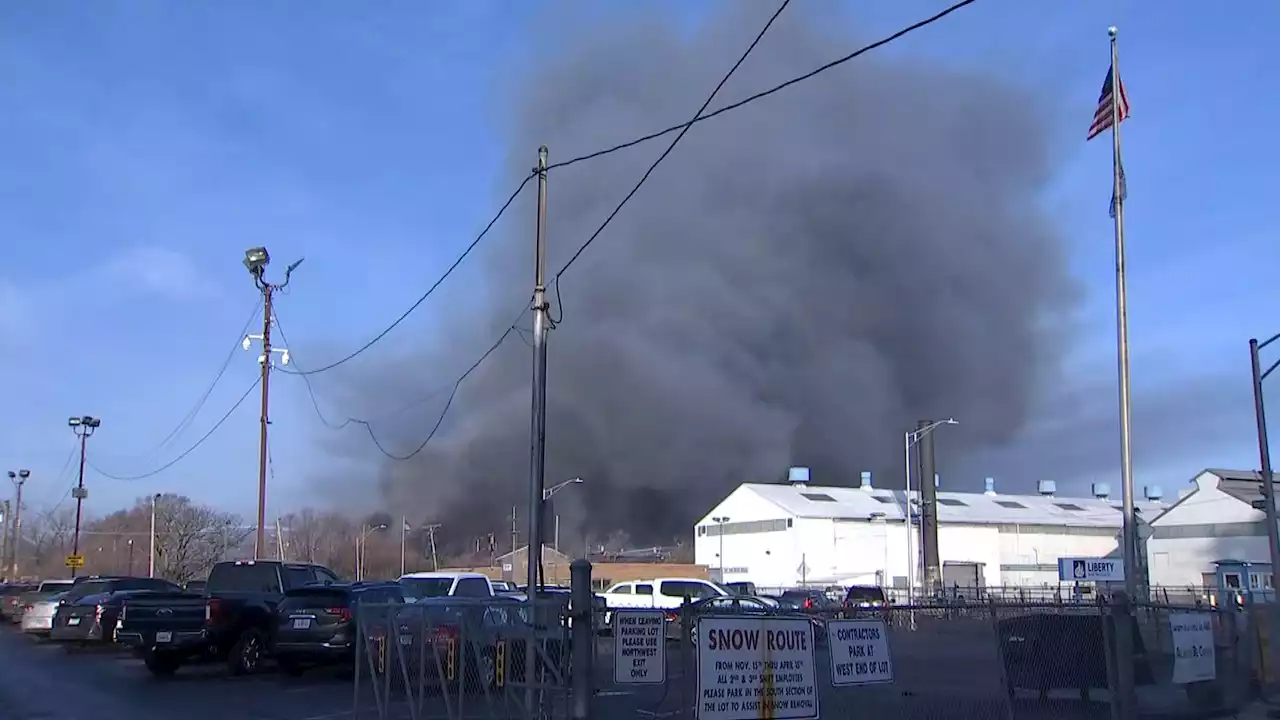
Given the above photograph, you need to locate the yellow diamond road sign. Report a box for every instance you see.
[65,554,85,568]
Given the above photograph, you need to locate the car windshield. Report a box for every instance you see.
[400,578,454,599]
[38,581,73,593]
[65,581,112,603]
[846,587,885,602]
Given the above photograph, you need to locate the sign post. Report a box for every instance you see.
[696,616,818,720]
[1058,557,1125,583]
[612,610,665,684]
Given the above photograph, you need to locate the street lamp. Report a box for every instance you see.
[356,523,389,581]
[543,477,584,553]
[68,415,101,579]
[904,418,957,600]
[6,469,30,578]
[241,247,304,560]
[712,516,731,581]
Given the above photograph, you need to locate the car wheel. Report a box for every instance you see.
[228,630,264,676]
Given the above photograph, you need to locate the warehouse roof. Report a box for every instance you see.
[732,482,1167,528]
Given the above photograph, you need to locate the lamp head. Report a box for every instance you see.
[17,469,29,479]
[68,416,81,427]
[242,336,252,351]
[6,471,13,480]
[84,416,101,428]
[243,246,270,276]
[375,523,389,532]
[570,477,584,485]
[942,418,959,425]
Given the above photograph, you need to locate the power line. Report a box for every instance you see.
[267,0,975,381]
[88,376,262,481]
[137,299,263,458]
[275,306,527,461]
[552,0,793,282]
[545,0,978,174]
[276,173,536,377]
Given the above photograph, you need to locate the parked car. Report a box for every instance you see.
[115,560,342,677]
[667,595,781,644]
[183,580,207,594]
[725,581,759,596]
[599,578,729,624]
[489,580,518,595]
[272,581,406,676]
[0,583,37,621]
[778,589,841,612]
[50,585,180,644]
[843,585,888,611]
[11,580,75,624]
[21,591,70,637]
[394,596,566,693]
[398,572,494,601]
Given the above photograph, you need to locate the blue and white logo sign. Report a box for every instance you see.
[1058,557,1125,582]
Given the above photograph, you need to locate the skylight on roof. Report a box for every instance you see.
[1055,503,1085,511]
[801,493,837,502]
[872,496,894,504]
[995,500,1026,509]
[937,498,968,506]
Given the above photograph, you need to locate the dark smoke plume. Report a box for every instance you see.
[330,4,1077,550]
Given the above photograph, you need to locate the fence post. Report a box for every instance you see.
[570,558,593,720]
[681,596,694,719]
[1108,592,1138,720]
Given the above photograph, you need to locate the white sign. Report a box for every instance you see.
[1058,557,1125,582]
[613,610,666,684]
[826,619,893,686]
[696,616,818,720]
[1170,612,1216,684]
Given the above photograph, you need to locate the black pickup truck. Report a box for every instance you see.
[116,559,341,677]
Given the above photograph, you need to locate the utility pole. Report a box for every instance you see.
[424,523,441,572]
[524,146,551,715]
[1250,336,1280,594]
[1,500,10,579]
[6,470,29,578]
[241,247,302,559]
[149,493,160,578]
[68,415,101,579]
[917,420,941,598]
[511,506,519,557]
[526,145,551,598]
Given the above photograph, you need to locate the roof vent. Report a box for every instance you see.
[1092,482,1111,500]
[1037,480,1057,497]
[788,467,810,486]
[1144,485,1164,502]
[860,471,873,491]
[983,477,996,496]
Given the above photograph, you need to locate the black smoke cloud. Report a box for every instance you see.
[329,4,1079,549]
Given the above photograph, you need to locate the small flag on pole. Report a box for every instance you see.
[403,518,412,532]
[1086,64,1130,141]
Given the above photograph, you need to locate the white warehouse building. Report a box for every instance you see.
[693,469,1166,590]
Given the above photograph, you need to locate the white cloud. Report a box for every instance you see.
[97,246,217,301]
[0,280,35,346]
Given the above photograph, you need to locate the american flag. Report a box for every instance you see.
[1086,64,1130,141]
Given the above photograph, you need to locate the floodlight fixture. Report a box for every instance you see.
[17,470,29,480]
[243,246,270,275]
[6,471,13,480]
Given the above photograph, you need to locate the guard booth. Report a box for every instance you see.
[1211,559,1273,606]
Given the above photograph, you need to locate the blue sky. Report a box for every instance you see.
[1,0,1277,522]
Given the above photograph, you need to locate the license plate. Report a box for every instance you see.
[67,617,81,626]
[292,618,310,630]
[398,634,413,646]
[155,631,172,643]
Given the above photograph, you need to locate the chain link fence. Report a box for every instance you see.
[596,599,1268,720]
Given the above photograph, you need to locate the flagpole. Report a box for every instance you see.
[1108,26,1139,601]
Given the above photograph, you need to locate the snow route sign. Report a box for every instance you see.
[826,619,893,686]
[696,616,818,720]
[612,610,666,684]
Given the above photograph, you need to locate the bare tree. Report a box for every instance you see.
[152,494,250,583]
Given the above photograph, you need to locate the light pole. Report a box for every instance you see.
[127,539,135,575]
[712,516,731,581]
[6,469,29,578]
[357,523,388,581]
[1249,335,1280,594]
[904,418,957,601]
[242,247,303,560]
[68,415,101,579]
[543,477,584,553]
[149,493,161,578]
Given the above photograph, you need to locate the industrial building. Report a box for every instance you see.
[1147,468,1278,595]
[693,469,1167,591]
